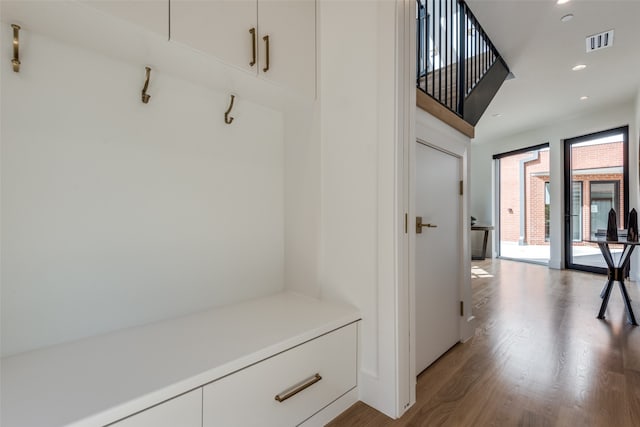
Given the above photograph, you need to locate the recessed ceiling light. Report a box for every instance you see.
[580,96,589,101]
[492,113,502,118]
[557,0,570,4]
[572,64,587,71]
[561,14,574,22]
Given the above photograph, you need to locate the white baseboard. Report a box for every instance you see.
[461,315,476,343]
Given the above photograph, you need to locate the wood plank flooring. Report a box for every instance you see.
[328,259,640,426]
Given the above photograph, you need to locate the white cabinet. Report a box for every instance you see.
[111,389,202,427]
[170,0,257,73]
[202,323,357,426]
[258,0,316,97]
[114,324,356,427]
[171,0,316,97]
[79,0,169,39]
[1,293,358,427]
[79,0,315,96]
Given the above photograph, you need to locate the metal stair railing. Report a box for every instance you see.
[416,0,508,121]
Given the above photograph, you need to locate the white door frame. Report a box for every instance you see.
[414,140,463,375]
[406,117,475,411]
[394,0,474,417]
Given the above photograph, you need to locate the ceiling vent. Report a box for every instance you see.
[586,30,614,53]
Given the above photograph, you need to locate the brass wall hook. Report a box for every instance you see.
[11,24,21,73]
[224,94,235,124]
[141,66,151,104]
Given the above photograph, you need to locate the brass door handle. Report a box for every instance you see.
[416,216,437,234]
[262,35,270,72]
[249,27,256,67]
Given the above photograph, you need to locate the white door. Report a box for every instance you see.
[415,142,461,375]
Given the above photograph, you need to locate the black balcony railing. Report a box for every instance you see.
[416,0,508,123]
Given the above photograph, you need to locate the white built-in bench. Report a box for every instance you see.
[1,292,360,427]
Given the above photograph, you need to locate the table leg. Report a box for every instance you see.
[472,230,490,261]
[595,242,637,325]
[600,283,608,298]
[481,230,489,259]
[600,243,616,268]
[598,279,615,319]
[617,281,638,325]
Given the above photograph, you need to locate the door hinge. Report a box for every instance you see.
[459,180,463,195]
[405,213,408,234]
[460,301,464,317]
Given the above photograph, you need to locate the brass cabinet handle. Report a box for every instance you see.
[12,24,21,72]
[249,27,256,67]
[416,216,437,234]
[262,35,270,72]
[274,373,322,403]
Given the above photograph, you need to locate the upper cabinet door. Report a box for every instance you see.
[258,0,316,98]
[171,0,258,74]
[79,1,169,39]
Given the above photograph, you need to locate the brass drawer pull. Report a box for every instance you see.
[12,24,21,72]
[249,27,256,67]
[274,373,322,402]
[262,35,270,72]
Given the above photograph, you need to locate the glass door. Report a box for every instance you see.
[564,127,629,273]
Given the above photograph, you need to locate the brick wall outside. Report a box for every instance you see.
[499,151,535,242]
[572,142,623,170]
[525,150,550,245]
[528,173,549,245]
[500,141,624,245]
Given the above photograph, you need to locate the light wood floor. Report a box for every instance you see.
[328,258,640,426]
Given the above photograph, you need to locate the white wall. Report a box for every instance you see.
[471,101,637,271]
[1,25,285,356]
[1,0,413,418]
[636,89,640,190]
[316,0,404,418]
[283,101,321,296]
[0,2,4,360]
[637,88,640,134]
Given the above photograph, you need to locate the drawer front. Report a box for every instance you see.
[110,389,202,427]
[202,323,357,427]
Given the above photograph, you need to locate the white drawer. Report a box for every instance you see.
[202,323,357,427]
[110,389,202,427]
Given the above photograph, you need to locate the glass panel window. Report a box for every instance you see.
[590,181,619,239]
[544,182,550,241]
[572,181,582,242]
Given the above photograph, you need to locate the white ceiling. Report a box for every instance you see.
[465,0,640,142]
